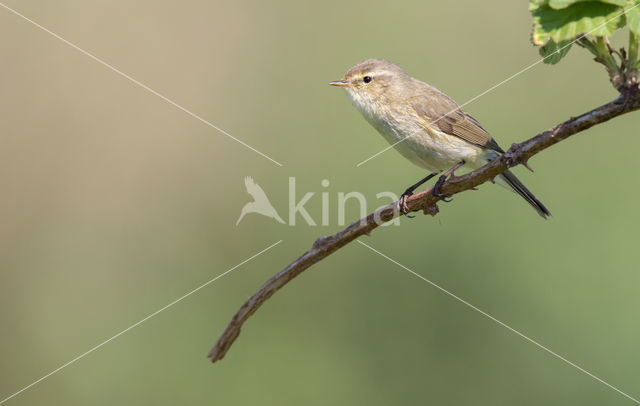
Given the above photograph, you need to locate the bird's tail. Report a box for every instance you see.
[496,170,551,219]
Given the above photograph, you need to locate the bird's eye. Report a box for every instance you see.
[363,76,372,83]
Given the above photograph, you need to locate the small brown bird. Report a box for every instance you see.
[330,59,550,218]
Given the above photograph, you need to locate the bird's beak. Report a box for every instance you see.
[329,80,355,87]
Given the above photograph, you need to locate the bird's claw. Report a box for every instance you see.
[435,192,453,203]
[433,175,453,202]
[399,193,415,218]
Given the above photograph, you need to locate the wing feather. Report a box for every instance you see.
[410,91,504,153]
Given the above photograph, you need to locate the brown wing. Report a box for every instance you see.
[410,92,504,153]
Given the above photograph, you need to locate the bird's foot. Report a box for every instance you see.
[398,171,439,217]
[433,175,453,202]
[432,161,465,202]
[399,192,415,218]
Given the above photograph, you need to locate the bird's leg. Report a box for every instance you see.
[399,172,439,217]
[433,161,465,202]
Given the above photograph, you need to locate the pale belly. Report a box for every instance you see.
[368,114,488,172]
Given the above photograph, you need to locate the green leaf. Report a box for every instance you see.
[550,0,627,9]
[539,39,574,63]
[529,0,548,11]
[532,2,625,45]
[626,1,640,36]
[530,0,627,10]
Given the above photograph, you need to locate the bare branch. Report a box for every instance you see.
[208,91,640,363]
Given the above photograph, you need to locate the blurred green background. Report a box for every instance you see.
[1,0,639,404]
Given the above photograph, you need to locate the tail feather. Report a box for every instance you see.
[498,170,551,219]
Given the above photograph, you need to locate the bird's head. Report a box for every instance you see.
[330,59,409,116]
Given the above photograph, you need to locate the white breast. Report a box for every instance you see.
[345,89,484,172]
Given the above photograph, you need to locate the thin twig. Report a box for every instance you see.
[208,91,640,363]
